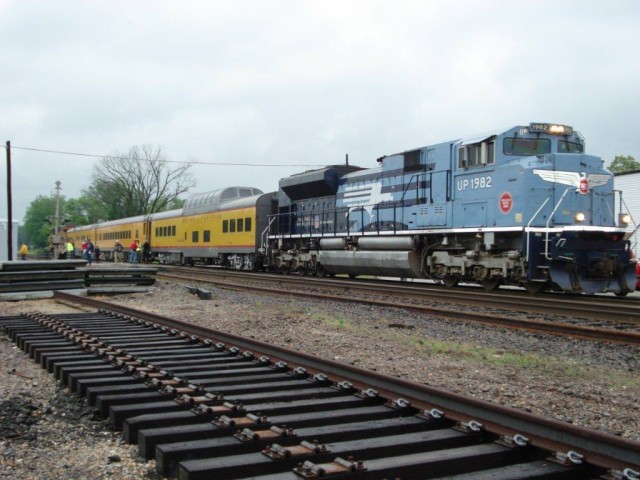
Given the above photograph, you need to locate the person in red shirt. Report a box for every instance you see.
[130,240,139,263]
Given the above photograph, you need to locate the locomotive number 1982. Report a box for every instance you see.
[457,175,493,191]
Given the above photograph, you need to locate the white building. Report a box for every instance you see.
[614,170,640,253]
[0,219,19,261]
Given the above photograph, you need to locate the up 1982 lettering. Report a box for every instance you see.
[457,175,493,191]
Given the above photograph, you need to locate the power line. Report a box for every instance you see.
[1,144,327,167]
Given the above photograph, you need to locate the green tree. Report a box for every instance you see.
[87,145,196,218]
[609,155,640,173]
[166,197,186,210]
[65,195,108,225]
[21,195,57,249]
[20,193,102,248]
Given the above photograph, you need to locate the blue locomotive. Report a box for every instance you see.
[266,123,636,295]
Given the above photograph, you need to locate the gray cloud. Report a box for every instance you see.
[1,0,638,221]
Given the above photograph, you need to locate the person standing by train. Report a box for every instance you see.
[84,239,94,266]
[66,240,74,259]
[142,240,151,264]
[129,239,139,263]
[114,241,123,263]
[19,243,28,260]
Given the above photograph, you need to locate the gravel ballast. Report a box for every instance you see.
[1,281,639,479]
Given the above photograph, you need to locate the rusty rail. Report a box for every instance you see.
[33,290,639,475]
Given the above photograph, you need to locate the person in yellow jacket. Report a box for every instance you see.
[66,240,75,259]
[19,243,28,260]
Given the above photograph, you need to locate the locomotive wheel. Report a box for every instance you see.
[290,258,299,271]
[522,281,546,294]
[442,276,459,288]
[481,278,501,291]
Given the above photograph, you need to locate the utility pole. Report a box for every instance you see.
[6,141,12,261]
[54,181,61,237]
[52,181,63,258]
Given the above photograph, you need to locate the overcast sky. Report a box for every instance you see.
[1,0,639,223]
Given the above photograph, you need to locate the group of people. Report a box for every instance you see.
[115,239,152,264]
[19,238,153,264]
[98,239,152,264]
[80,239,97,265]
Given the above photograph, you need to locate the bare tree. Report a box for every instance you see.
[88,145,196,219]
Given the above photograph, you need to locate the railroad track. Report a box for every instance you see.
[1,291,638,479]
[0,261,158,295]
[157,266,640,346]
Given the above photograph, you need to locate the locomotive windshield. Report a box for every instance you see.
[503,138,551,156]
[558,140,584,153]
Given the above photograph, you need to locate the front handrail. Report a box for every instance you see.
[525,195,551,262]
[544,187,572,260]
[261,216,277,259]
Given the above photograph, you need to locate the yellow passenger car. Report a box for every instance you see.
[66,187,275,268]
[94,215,149,260]
[150,187,274,268]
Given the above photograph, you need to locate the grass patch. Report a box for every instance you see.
[307,310,352,329]
[386,332,638,388]
[279,304,637,389]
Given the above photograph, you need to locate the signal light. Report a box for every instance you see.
[619,213,631,225]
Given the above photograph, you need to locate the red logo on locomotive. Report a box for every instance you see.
[579,176,589,194]
[499,192,513,214]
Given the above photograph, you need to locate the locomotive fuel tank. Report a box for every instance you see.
[357,236,417,250]
[318,250,423,277]
[318,236,421,277]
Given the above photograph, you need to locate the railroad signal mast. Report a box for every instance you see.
[50,180,66,258]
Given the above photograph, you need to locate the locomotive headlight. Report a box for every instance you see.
[619,213,631,225]
[529,123,574,135]
[574,212,586,222]
[549,125,566,134]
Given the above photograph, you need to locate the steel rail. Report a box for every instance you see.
[160,266,640,324]
[157,271,640,346]
[52,291,640,473]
